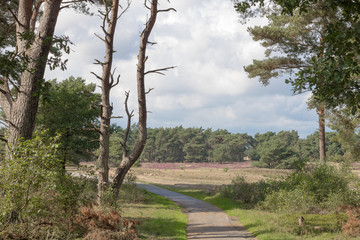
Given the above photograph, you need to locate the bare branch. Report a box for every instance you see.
[145,88,154,94]
[110,73,120,89]
[145,65,176,75]
[94,33,106,43]
[158,8,177,13]
[90,71,103,81]
[118,0,132,20]
[122,91,134,158]
[94,59,104,65]
[148,41,157,45]
[110,116,123,119]
[144,0,151,10]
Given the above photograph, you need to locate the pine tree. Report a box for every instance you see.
[244,3,338,161]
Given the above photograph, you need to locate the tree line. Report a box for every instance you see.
[108,125,356,169]
[1,76,353,170]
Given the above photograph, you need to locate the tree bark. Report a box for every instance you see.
[111,0,159,197]
[96,0,120,204]
[3,0,62,150]
[318,105,326,161]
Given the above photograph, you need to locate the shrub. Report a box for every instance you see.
[261,163,359,213]
[220,176,270,205]
[0,132,93,239]
[261,188,318,213]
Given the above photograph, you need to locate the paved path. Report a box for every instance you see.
[137,183,257,240]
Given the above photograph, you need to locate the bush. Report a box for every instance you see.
[261,163,359,213]
[0,132,93,239]
[220,176,270,205]
[261,188,318,213]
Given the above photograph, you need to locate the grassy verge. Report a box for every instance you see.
[166,188,353,240]
[119,184,187,240]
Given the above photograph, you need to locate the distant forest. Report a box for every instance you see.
[107,125,350,169]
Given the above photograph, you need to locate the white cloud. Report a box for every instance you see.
[45,0,318,138]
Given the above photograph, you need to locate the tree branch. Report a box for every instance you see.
[145,66,177,75]
[158,8,177,13]
[30,0,44,33]
[145,88,154,94]
[90,71,103,81]
[118,0,132,20]
[122,91,134,158]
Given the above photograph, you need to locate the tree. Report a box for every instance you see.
[91,0,131,204]
[36,77,100,166]
[326,106,360,162]
[184,132,208,162]
[242,4,337,160]
[211,133,252,162]
[255,130,303,169]
[0,0,93,153]
[111,0,176,198]
[234,0,360,112]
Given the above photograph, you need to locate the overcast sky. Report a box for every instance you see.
[45,0,319,138]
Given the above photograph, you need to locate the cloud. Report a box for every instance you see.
[45,0,319,138]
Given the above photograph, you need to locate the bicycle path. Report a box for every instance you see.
[137,183,257,240]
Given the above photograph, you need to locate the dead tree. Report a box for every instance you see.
[111,0,176,198]
[91,0,131,204]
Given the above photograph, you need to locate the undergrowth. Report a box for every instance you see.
[171,162,360,239]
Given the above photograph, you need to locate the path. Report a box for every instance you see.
[137,183,257,240]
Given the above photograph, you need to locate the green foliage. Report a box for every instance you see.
[107,125,353,165]
[326,106,360,162]
[0,131,89,238]
[221,176,270,205]
[36,76,100,165]
[235,0,360,112]
[251,131,305,169]
[261,163,359,213]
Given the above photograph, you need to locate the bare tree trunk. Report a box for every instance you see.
[318,105,326,161]
[94,0,122,204]
[111,0,176,198]
[1,1,62,150]
[111,0,157,197]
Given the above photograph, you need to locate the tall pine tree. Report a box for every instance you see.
[243,3,338,161]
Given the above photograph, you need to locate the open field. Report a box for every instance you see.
[130,162,290,187]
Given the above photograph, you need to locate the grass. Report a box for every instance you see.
[165,187,353,240]
[119,184,187,240]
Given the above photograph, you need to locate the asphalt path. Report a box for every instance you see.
[137,183,257,240]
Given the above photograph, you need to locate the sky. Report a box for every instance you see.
[45,0,319,138]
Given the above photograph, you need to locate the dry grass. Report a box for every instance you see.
[131,164,290,188]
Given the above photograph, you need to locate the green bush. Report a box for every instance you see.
[220,176,270,205]
[0,132,92,239]
[261,188,318,213]
[261,163,359,213]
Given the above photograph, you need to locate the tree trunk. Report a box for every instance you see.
[318,105,326,161]
[111,0,159,198]
[1,0,62,150]
[96,0,120,204]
